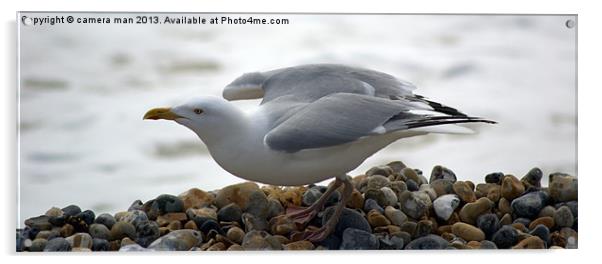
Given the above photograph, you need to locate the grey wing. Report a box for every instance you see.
[263,93,410,153]
[222,64,417,104]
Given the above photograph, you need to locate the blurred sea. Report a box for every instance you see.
[18,14,576,223]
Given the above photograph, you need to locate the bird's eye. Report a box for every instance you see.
[193,108,203,115]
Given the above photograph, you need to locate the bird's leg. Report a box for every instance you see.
[303,176,353,242]
[285,178,343,226]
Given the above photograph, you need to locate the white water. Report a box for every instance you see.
[18,14,576,223]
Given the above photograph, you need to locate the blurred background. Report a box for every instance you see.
[18,13,576,223]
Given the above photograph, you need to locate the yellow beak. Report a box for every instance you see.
[143,107,182,120]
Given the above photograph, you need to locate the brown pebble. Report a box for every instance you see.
[60,224,75,237]
[453,181,476,203]
[500,213,513,226]
[487,186,501,203]
[529,216,555,230]
[441,232,455,241]
[466,240,481,249]
[284,240,315,250]
[346,189,365,209]
[207,242,226,251]
[157,212,188,226]
[120,237,136,247]
[452,222,485,241]
[179,188,215,210]
[459,197,493,225]
[168,220,182,231]
[184,220,198,230]
[367,210,391,227]
[498,198,512,214]
[227,244,244,251]
[501,175,525,201]
[227,226,245,244]
[437,225,452,235]
[513,236,545,249]
[512,223,528,233]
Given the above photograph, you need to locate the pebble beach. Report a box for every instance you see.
[17,161,578,251]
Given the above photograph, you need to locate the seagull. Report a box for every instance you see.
[143,64,495,241]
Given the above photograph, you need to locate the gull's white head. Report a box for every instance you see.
[143,96,246,144]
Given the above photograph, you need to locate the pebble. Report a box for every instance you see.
[244,190,270,219]
[430,165,457,183]
[380,187,398,207]
[529,216,555,230]
[501,175,525,201]
[179,188,214,210]
[25,215,53,231]
[430,179,455,197]
[459,197,493,225]
[384,206,408,226]
[521,167,543,189]
[405,234,449,249]
[121,210,148,227]
[76,210,96,225]
[539,205,556,218]
[364,198,384,214]
[366,165,394,177]
[511,191,549,219]
[92,238,109,251]
[433,194,460,221]
[513,236,545,249]
[187,207,217,221]
[109,221,136,241]
[217,203,243,222]
[554,206,574,228]
[476,214,499,240]
[401,168,421,185]
[414,220,433,238]
[30,238,47,252]
[66,232,93,249]
[199,219,223,235]
[58,224,74,238]
[364,188,388,207]
[530,225,550,245]
[147,194,185,219]
[226,226,245,244]
[284,240,315,250]
[135,220,160,247]
[367,175,391,189]
[452,222,485,241]
[45,207,63,217]
[378,234,404,250]
[44,237,72,252]
[302,187,323,206]
[241,213,268,232]
[62,205,82,217]
[215,182,261,210]
[453,181,476,203]
[322,206,371,237]
[269,215,295,235]
[148,229,203,251]
[266,198,284,219]
[241,230,279,250]
[128,200,144,211]
[549,174,578,202]
[491,225,518,249]
[94,213,116,229]
[157,212,188,226]
[485,172,504,184]
[88,224,110,240]
[399,191,428,219]
[479,240,498,249]
[340,228,379,250]
[406,179,419,192]
[367,210,391,227]
[347,189,365,209]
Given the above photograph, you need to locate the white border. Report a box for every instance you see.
[2,0,600,263]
